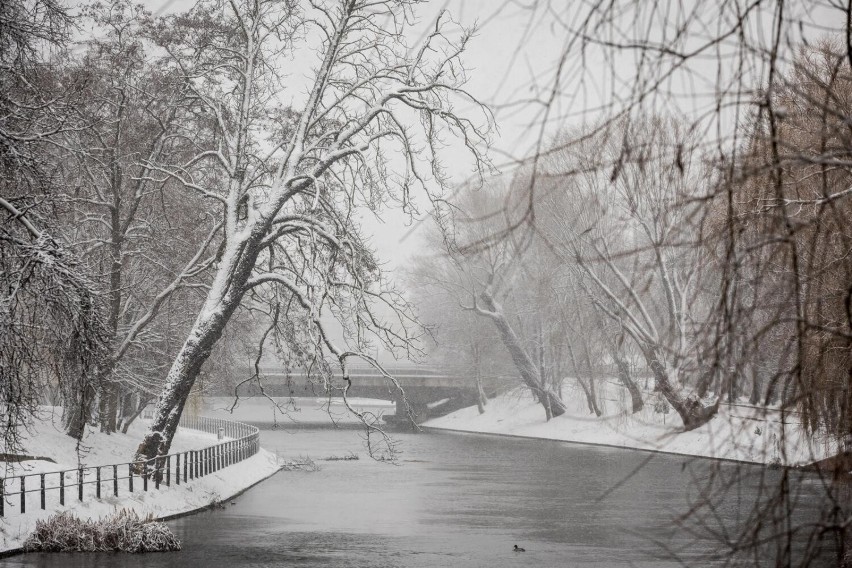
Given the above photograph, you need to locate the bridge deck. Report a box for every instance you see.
[258,367,471,389]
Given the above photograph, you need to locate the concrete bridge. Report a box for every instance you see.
[234,364,482,424]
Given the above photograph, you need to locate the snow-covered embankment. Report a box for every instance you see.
[423,381,836,466]
[0,408,282,554]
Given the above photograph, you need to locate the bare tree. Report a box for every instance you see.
[419,183,571,420]
[134,0,490,462]
[55,0,221,435]
[407,248,511,414]
[0,0,115,446]
[533,119,720,430]
[468,1,851,563]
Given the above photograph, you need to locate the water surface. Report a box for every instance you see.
[3,426,836,567]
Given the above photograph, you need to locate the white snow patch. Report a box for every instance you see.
[424,381,837,467]
[201,396,394,425]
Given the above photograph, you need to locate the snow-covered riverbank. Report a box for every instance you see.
[423,381,836,467]
[0,408,282,554]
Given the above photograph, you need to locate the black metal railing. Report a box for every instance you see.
[0,414,260,517]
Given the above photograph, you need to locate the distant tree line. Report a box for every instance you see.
[408,1,852,564]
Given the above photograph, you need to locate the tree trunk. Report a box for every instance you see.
[100,180,124,434]
[472,343,487,414]
[99,381,120,433]
[578,338,603,416]
[135,299,236,462]
[575,377,600,415]
[120,395,151,434]
[478,291,566,419]
[643,345,717,430]
[64,383,94,440]
[475,374,488,414]
[565,340,601,416]
[748,365,762,405]
[135,233,261,462]
[613,351,644,413]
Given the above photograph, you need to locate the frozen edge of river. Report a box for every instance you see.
[0,448,284,557]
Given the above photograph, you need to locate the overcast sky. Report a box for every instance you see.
[126,0,568,269]
[127,0,841,273]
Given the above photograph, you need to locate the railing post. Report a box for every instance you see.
[166,455,171,486]
[113,465,118,497]
[77,469,83,502]
[129,464,134,492]
[176,454,181,485]
[40,474,45,510]
[142,462,148,491]
[155,459,161,490]
[1,478,4,516]
[20,476,25,514]
[96,467,101,499]
[60,472,64,506]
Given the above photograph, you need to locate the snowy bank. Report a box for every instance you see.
[423,381,836,467]
[202,396,394,425]
[0,409,282,554]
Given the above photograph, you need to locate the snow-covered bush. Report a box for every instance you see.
[22,509,181,553]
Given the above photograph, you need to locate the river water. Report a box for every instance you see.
[4,426,838,567]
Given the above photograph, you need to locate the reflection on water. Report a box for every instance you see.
[2,427,836,567]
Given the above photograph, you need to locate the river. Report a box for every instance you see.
[4,425,837,567]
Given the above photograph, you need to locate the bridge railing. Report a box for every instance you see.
[0,413,259,517]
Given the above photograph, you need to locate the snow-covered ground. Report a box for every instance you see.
[424,380,837,467]
[202,396,395,425]
[2,407,216,477]
[0,409,282,553]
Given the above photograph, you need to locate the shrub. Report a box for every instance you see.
[23,509,181,553]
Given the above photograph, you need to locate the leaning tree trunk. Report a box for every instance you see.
[564,341,601,416]
[643,345,717,431]
[612,351,644,413]
[135,234,262,462]
[134,295,240,462]
[478,292,567,419]
[120,393,151,433]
